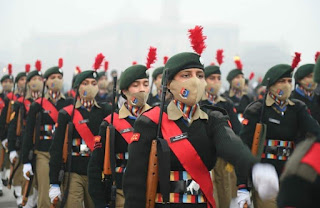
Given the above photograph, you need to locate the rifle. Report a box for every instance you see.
[60,90,78,208]
[103,76,117,208]
[22,79,46,206]
[146,69,169,208]
[251,78,270,158]
[8,79,29,189]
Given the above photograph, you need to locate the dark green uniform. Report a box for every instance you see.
[291,89,320,124]
[240,99,320,177]
[49,102,111,184]
[147,93,161,106]
[87,108,135,207]
[95,92,109,104]
[123,103,257,208]
[224,91,253,115]
[200,96,241,135]
[22,96,73,163]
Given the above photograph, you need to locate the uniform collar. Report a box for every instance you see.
[265,93,295,107]
[75,99,101,109]
[45,90,65,100]
[204,92,226,104]
[229,88,246,98]
[119,103,151,119]
[167,100,208,124]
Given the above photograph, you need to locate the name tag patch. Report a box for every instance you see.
[269,118,280,124]
[170,132,188,143]
[120,128,133,134]
[44,110,51,114]
[79,119,89,124]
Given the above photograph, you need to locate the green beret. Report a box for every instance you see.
[262,64,292,87]
[1,74,14,83]
[314,57,320,83]
[204,65,221,78]
[74,70,98,88]
[152,67,164,80]
[119,64,148,90]
[27,70,42,82]
[226,69,244,82]
[294,64,315,82]
[15,72,27,83]
[164,52,204,81]
[43,66,63,79]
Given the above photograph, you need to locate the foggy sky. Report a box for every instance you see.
[0,0,319,84]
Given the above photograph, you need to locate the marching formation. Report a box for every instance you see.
[0,26,319,208]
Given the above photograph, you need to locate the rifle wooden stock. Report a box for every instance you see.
[50,197,59,208]
[251,123,263,156]
[16,107,22,136]
[146,140,158,208]
[6,100,14,124]
[0,147,4,168]
[103,126,111,175]
[22,172,31,206]
[7,157,17,189]
[62,125,69,163]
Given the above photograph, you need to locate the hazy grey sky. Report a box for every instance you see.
[1,0,319,68]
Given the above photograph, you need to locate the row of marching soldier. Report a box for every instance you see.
[0,25,319,208]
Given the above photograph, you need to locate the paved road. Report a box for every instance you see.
[0,186,17,208]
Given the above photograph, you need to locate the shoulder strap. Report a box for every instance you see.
[105,113,134,144]
[64,106,95,151]
[35,98,59,123]
[143,107,216,208]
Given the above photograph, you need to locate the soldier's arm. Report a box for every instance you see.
[227,101,242,135]
[88,120,109,208]
[7,102,20,152]
[49,109,68,185]
[296,101,320,138]
[208,110,258,187]
[22,102,40,164]
[123,115,156,208]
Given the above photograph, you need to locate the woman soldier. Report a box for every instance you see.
[49,55,112,207]
[88,51,156,207]
[22,59,73,207]
[123,49,278,207]
[290,52,320,124]
[240,53,320,208]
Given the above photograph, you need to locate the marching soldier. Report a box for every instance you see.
[96,61,110,104]
[200,49,239,208]
[0,64,16,196]
[7,64,42,207]
[49,54,112,208]
[225,57,253,122]
[87,48,155,208]
[22,59,73,208]
[123,26,278,208]
[148,56,169,106]
[65,67,81,99]
[277,51,320,208]
[290,52,320,124]
[240,52,320,208]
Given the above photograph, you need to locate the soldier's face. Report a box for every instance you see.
[17,76,26,88]
[274,78,292,87]
[171,68,205,84]
[154,74,163,90]
[206,74,221,85]
[126,78,150,94]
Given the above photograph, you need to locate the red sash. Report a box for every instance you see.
[64,105,95,151]
[143,107,216,208]
[6,92,17,101]
[35,98,59,123]
[301,142,320,174]
[17,97,32,113]
[68,90,76,98]
[0,97,4,113]
[105,113,134,144]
